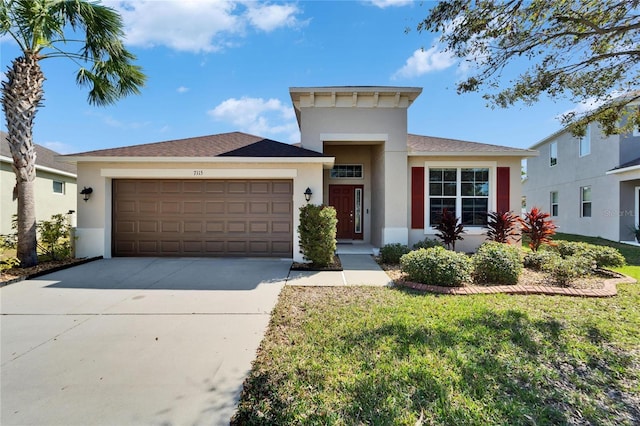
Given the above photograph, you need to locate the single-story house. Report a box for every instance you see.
[1,131,77,235]
[62,86,537,262]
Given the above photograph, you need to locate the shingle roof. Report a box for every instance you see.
[407,134,534,154]
[1,131,77,175]
[611,156,640,171]
[65,132,327,158]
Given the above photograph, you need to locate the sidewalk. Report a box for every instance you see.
[286,254,392,287]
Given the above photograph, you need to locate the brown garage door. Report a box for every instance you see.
[112,179,293,257]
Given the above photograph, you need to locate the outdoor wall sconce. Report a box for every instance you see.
[80,186,93,202]
[304,187,313,202]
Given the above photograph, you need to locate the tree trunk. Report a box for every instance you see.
[1,55,44,267]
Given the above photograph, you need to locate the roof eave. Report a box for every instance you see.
[606,164,640,175]
[61,155,335,166]
[1,155,77,178]
[408,150,539,158]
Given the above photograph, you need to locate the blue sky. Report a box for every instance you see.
[1,0,585,154]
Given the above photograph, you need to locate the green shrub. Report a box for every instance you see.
[472,242,522,285]
[298,204,337,267]
[400,246,472,287]
[0,257,20,272]
[542,255,594,286]
[37,214,73,261]
[380,243,410,264]
[554,240,625,268]
[412,237,443,250]
[523,250,561,271]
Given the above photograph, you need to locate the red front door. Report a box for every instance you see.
[329,185,363,240]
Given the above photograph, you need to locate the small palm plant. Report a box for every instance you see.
[486,211,521,243]
[519,207,557,252]
[435,209,465,251]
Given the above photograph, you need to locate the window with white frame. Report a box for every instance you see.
[550,191,558,217]
[549,141,558,166]
[428,167,489,227]
[330,164,363,179]
[53,180,64,194]
[579,125,590,157]
[580,186,592,217]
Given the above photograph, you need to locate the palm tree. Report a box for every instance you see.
[1,0,145,266]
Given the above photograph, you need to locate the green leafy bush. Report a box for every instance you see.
[542,255,594,286]
[412,237,443,250]
[1,257,20,272]
[523,250,561,271]
[400,246,472,287]
[380,243,410,264]
[37,214,73,261]
[298,204,337,267]
[472,242,522,285]
[554,240,625,268]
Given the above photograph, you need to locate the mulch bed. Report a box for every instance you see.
[291,255,343,271]
[1,257,102,286]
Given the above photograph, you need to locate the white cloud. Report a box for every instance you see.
[208,96,299,143]
[245,3,302,32]
[114,1,305,53]
[367,0,413,8]
[177,86,189,93]
[392,46,456,79]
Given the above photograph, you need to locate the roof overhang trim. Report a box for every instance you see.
[61,155,335,168]
[408,150,539,158]
[1,155,77,178]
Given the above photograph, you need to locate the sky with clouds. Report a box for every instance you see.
[1,0,580,154]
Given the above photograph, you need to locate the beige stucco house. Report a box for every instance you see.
[1,132,77,235]
[62,86,536,262]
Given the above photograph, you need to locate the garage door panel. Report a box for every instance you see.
[113,179,292,257]
[161,201,180,214]
[139,221,158,233]
[161,181,181,193]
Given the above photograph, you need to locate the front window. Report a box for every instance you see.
[549,142,558,166]
[550,191,559,217]
[579,125,590,157]
[53,181,64,194]
[581,186,592,217]
[428,167,489,226]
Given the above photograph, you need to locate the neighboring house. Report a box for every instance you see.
[523,119,640,243]
[62,86,536,262]
[1,131,77,235]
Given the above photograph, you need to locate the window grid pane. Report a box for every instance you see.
[428,167,490,227]
[550,191,558,217]
[330,164,363,179]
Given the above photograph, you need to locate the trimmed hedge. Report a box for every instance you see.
[472,242,522,285]
[554,240,625,268]
[523,250,562,271]
[400,246,472,287]
[412,237,444,250]
[380,243,410,264]
[298,204,337,267]
[542,255,594,286]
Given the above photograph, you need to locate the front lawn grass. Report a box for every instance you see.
[234,285,640,425]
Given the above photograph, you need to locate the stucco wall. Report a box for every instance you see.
[298,107,410,246]
[523,125,621,241]
[74,161,325,262]
[407,156,524,253]
[1,162,77,235]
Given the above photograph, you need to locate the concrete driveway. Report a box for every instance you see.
[0,257,289,426]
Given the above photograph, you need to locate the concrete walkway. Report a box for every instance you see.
[286,254,392,286]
